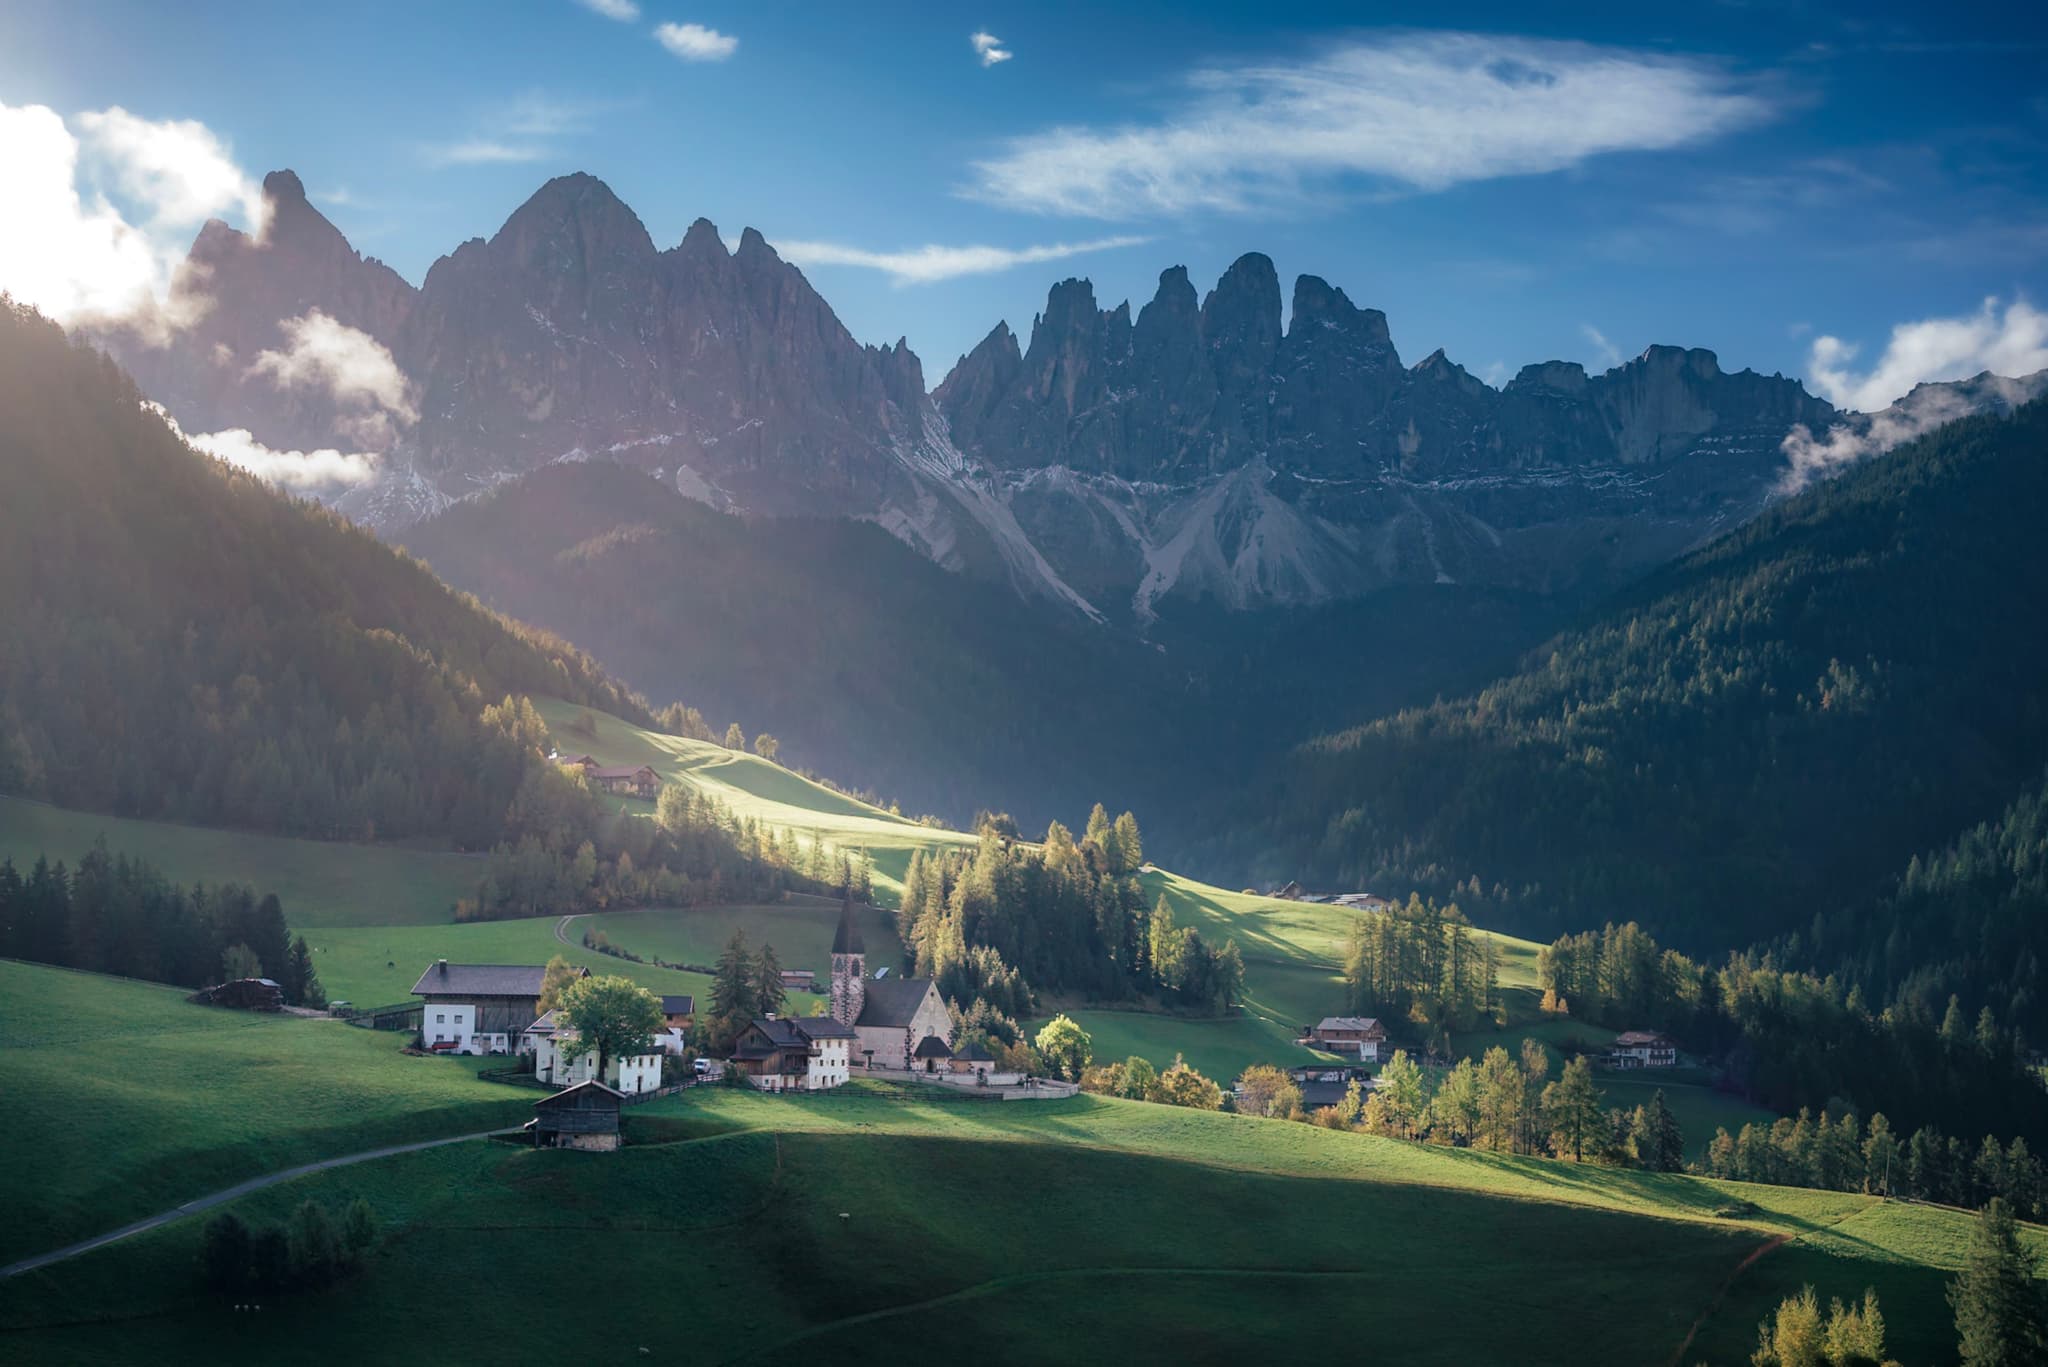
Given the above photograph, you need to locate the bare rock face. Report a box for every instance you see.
[100,168,2026,624]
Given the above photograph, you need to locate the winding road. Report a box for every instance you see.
[0,1127,515,1282]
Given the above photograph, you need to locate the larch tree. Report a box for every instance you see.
[538,953,581,1013]
[1542,1055,1605,1161]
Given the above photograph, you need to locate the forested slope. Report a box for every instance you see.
[0,300,645,846]
[1229,399,2048,960]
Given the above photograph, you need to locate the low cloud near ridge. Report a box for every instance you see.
[149,403,381,492]
[1781,296,2048,491]
[248,309,419,446]
[970,33,1774,217]
[776,234,1150,285]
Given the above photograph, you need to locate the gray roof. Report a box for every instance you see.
[798,1016,858,1039]
[661,995,695,1015]
[748,1016,859,1050]
[412,962,563,997]
[913,1034,954,1059]
[857,976,937,1029]
[832,897,864,955]
[1314,1016,1386,1036]
[535,1080,622,1109]
[955,1040,995,1062]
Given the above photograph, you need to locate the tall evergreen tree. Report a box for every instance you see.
[1950,1198,2048,1366]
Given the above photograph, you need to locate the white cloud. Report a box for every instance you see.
[972,32,1013,67]
[148,403,380,491]
[1581,324,1622,369]
[1780,296,2048,491]
[247,309,419,446]
[0,100,266,334]
[1804,296,2048,413]
[970,32,1774,218]
[573,0,639,20]
[775,233,1150,285]
[422,139,549,167]
[655,22,738,62]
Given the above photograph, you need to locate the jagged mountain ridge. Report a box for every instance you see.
[99,168,2024,622]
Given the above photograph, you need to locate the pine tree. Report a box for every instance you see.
[1542,1056,1605,1161]
[755,942,787,1017]
[1950,1198,2048,1365]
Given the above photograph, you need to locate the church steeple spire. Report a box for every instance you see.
[831,894,866,1027]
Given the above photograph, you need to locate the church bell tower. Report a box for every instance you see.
[830,895,865,1027]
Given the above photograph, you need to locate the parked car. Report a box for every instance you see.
[693,1057,714,1076]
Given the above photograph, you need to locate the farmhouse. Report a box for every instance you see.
[412,960,584,1054]
[554,753,598,772]
[1303,1016,1389,1062]
[529,1080,622,1152]
[522,1009,663,1093]
[1290,1066,1376,1112]
[591,764,660,798]
[1608,1030,1679,1069]
[660,994,695,1031]
[779,969,817,993]
[728,1015,857,1091]
[828,898,953,1070]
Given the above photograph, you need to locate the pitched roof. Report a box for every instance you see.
[1314,1016,1386,1036]
[913,1034,953,1060]
[856,976,936,1028]
[523,1009,564,1036]
[589,765,656,781]
[661,994,695,1015]
[1614,1030,1675,1047]
[534,1079,622,1109]
[832,897,864,955]
[798,1017,858,1040]
[412,962,559,997]
[954,1040,995,1062]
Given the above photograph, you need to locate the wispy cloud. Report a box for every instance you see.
[774,233,1149,285]
[247,309,419,447]
[572,0,639,21]
[1581,324,1623,369]
[0,99,266,337]
[970,32,1775,218]
[1806,295,2048,413]
[655,22,738,62]
[422,139,549,167]
[971,32,1013,68]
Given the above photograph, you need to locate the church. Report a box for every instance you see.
[830,897,953,1070]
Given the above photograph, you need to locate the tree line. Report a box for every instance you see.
[1703,1108,2048,1222]
[0,842,323,1004]
[897,806,1244,1035]
[1340,893,1503,1052]
[1537,920,2048,1144]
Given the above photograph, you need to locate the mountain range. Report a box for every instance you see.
[99,169,2044,625]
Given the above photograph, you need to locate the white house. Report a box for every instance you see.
[729,1015,856,1092]
[1608,1030,1679,1069]
[522,1010,664,1095]
[1304,1016,1389,1063]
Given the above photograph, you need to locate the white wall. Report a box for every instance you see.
[425,1003,475,1053]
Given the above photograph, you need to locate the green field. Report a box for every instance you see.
[1,1062,2035,1365]
[0,960,532,1264]
[0,795,481,927]
[582,896,903,982]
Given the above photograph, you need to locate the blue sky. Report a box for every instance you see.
[2,0,2045,406]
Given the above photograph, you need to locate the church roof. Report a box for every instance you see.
[913,1034,953,1060]
[832,897,864,955]
[856,976,935,1028]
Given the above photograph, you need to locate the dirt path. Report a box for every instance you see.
[1666,1233,1789,1366]
[554,913,582,948]
[0,1128,515,1282]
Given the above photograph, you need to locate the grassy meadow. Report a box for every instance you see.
[0,794,479,927]
[1,1074,2034,1365]
[0,961,531,1264]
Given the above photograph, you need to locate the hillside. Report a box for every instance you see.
[0,300,643,848]
[0,972,2031,1367]
[402,459,1559,836]
[1223,400,2048,985]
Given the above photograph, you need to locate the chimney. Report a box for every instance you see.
[437,959,448,975]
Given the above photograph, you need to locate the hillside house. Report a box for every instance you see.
[590,764,660,798]
[554,754,598,773]
[827,898,953,1069]
[522,1010,664,1093]
[779,969,817,993]
[412,960,584,1054]
[660,995,695,1032]
[529,1081,622,1152]
[728,1015,856,1091]
[1608,1030,1678,1069]
[1303,1016,1389,1062]
[1289,1066,1376,1112]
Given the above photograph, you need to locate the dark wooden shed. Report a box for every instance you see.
[530,1080,624,1152]
[189,978,284,1011]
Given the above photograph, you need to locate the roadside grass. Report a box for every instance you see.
[0,795,479,928]
[2,1082,2034,1366]
[0,960,531,1264]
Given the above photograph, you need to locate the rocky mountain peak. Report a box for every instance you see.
[494,172,656,270]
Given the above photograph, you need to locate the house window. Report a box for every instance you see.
[436,1014,446,1023]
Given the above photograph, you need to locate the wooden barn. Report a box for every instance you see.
[530,1080,624,1152]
